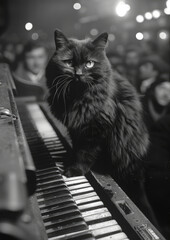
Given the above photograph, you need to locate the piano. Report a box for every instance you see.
[0,64,166,240]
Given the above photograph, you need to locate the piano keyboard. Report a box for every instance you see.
[19,103,129,240]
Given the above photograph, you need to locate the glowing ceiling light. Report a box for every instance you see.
[159,31,167,40]
[152,10,161,19]
[136,32,144,40]
[136,15,144,23]
[73,3,81,10]
[108,33,115,41]
[164,8,170,15]
[115,1,131,17]
[32,32,39,40]
[145,12,152,20]
[90,28,98,36]
[25,22,33,31]
[166,0,170,9]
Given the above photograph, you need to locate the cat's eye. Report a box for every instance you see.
[85,60,94,69]
[64,60,73,67]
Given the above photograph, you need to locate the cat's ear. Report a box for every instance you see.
[54,29,69,49]
[92,33,108,49]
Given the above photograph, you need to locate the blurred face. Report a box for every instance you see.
[125,51,139,67]
[25,47,48,74]
[154,82,170,106]
[139,62,157,80]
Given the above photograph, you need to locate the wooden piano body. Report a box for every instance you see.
[0,64,167,240]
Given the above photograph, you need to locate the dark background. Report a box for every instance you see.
[0,0,169,51]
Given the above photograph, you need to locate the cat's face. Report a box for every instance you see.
[48,29,111,94]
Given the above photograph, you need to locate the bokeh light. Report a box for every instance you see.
[73,3,81,10]
[145,12,152,20]
[152,10,161,19]
[31,32,39,40]
[115,1,131,17]
[136,32,144,40]
[25,22,33,31]
[166,0,170,9]
[108,33,115,42]
[164,8,170,15]
[90,28,99,36]
[136,15,144,23]
[159,31,168,40]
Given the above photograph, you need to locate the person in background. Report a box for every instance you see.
[107,51,126,77]
[1,42,16,68]
[145,114,170,239]
[141,40,158,59]
[142,76,170,130]
[13,41,48,100]
[14,41,48,89]
[138,57,169,94]
[124,47,140,88]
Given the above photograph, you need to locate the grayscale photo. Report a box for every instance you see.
[0,0,169,239]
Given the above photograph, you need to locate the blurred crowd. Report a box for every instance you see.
[108,41,170,238]
[0,38,170,237]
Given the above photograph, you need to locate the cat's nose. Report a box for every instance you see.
[75,69,83,81]
[75,69,83,76]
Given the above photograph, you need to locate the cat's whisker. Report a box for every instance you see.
[49,76,69,91]
[52,77,71,105]
[62,79,73,124]
[57,79,70,100]
[51,79,68,105]
[51,74,70,86]
[63,80,72,108]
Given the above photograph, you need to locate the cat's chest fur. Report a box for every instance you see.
[65,91,116,132]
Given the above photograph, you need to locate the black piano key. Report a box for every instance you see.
[36,175,62,183]
[47,220,87,238]
[36,171,61,180]
[36,166,59,174]
[48,230,95,240]
[42,207,82,222]
[36,184,67,196]
[44,214,83,229]
[18,104,130,240]
[41,204,78,217]
[40,200,76,214]
[36,188,68,199]
[39,194,73,209]
[37,190,71,203]
[36,177,63,187]
[36,180,66,192]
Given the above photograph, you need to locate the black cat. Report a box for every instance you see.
[46,29,149,177]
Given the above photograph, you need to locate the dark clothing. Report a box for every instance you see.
[145,115,170,238]
[13,62,47,101]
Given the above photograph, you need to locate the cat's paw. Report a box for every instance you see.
[64,167,84,177]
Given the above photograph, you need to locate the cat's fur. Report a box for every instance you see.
[46,29,149,177]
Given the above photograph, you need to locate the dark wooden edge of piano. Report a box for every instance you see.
[0,64,167,240]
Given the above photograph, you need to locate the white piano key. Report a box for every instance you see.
[78,201,104,211]
[75,196,100,205]
[84,211,112,224]
[64,176,86,182]
[92,225,122,238]
[67,183,91,190]
[89,220,118,230]
[98,232,129,240]
[82,207,110,217]
[27,104,58,139]
[70,187,94,196]
[65,178,88,186]
[73,192,97,201]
